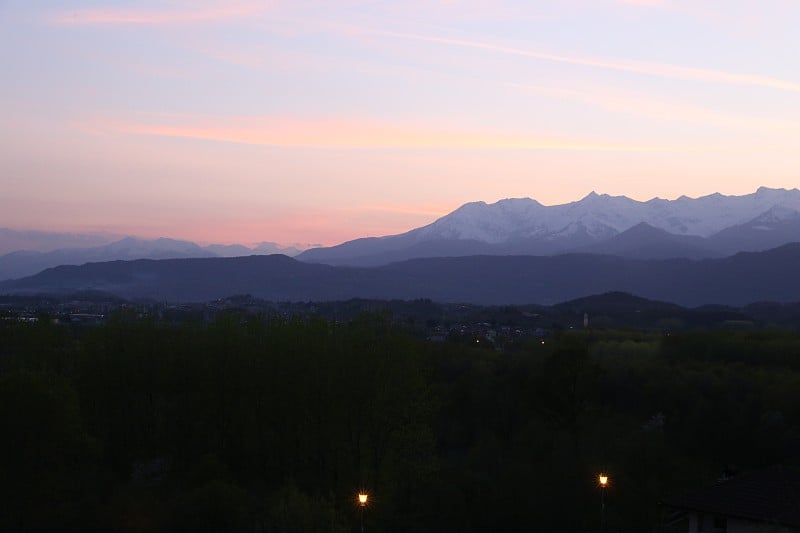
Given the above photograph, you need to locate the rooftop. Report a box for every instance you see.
[664,465,800,527]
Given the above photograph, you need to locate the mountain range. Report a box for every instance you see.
[4,188,799,281]
[298,186,800,265]
[2,243,800,307]
[2,187,800,306]
[0,235,303,281]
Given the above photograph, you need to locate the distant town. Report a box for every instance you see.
[3,291,799,346]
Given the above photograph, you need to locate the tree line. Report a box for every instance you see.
[1,312,799,531]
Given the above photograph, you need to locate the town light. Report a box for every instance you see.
[599,474,609,487]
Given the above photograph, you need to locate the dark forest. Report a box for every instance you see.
[2,312,799,531]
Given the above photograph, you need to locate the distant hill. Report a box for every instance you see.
[567,222,716,260]
[2,244,800,307]
[0,237,304,281]
[552,291,684,313]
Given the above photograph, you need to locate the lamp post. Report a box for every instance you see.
[598,473,609,533]
[357,492,368,533]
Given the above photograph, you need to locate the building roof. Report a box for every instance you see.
[663,465,800,527]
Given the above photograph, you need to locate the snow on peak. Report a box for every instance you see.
[418,188,800,243]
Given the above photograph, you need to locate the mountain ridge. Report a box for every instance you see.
[4,187,799,278]
[0,236,306,281]
[298,187,800,266]
[3,243,800,307]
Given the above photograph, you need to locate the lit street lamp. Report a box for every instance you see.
[598,473,609,533]
[357,492,369,533]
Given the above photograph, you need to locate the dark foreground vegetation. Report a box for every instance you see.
[2,312,800,532]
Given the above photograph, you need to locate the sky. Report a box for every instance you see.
[2,0,800,247]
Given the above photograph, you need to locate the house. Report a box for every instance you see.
[663,465,800,532]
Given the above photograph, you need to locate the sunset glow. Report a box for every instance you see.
[2,0,799,246]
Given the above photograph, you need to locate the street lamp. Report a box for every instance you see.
[357,492,369,533]
[598,473,609,533]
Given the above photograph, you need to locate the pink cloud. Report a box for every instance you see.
[82,115,668,152]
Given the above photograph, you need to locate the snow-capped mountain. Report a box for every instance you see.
[419,187,800,241]
[298,187,800,266]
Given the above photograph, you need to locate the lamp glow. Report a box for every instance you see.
[598,472,609,533]
[358,493,368,506]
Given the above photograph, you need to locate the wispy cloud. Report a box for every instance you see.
[366,28,800,94]
[618,0,666,6]
[49,1,271,26]
[510,82,800,133]
[80,115,672,152]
